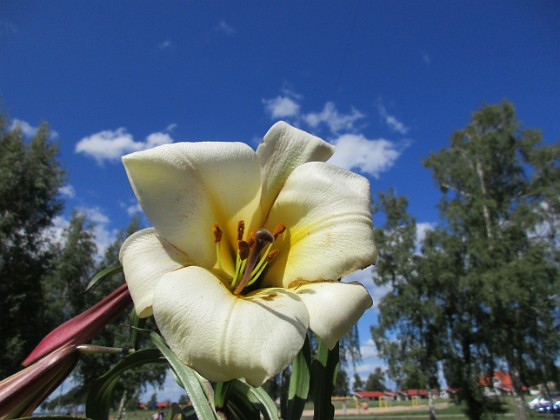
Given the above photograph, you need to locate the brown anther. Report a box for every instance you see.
[273,223,286,239]
[247,229,256,247]
[213,224,222,243]
[266,249,280,262]
[233,228,274,296]
[238,240,250,260]
[237,220,245,241]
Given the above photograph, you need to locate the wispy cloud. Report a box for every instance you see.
[329,133,404,178]
[158,39,173,50]
[421,50,431,65]
[10,119,59,139]
[377,102,409,135]
[215,20,236,36]
[263,96,301,119]
[165,123,178,133]
[303,102,365,135]
[416,222,435,248]
[58,185,75,199]
[77,206,118,258]
[75,128,174,164]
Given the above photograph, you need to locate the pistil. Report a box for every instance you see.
[233,228,274,295]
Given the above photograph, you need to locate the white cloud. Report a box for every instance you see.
[77,206,117,258]
[43,215,71,248]
[126,202,143,216]
[416,222,435,248]
[215,20,236,36]
[75,128,174,164]
[158,39,172,49]
[421,50,431,65]
[303,102,364,135]
[9,119,59,139]
[377,103,409,135]
[329,134,403,178]
[58,185,75,198]
[165,123,178,133]
[263,96,301,119]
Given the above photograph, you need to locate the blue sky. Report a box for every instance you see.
[2,1,559,401]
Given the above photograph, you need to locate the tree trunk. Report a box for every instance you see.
[116,390,128,420]
[427,386,436,420]
[508,366,529,420]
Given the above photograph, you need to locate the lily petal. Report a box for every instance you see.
[263,162,377,288]
[152,266,309,387]
[294,281,373,349]
[257,121,335,214]
[123,142,262,273]
[120,228,191,317]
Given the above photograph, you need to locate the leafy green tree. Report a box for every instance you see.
[0,115,65,377]
[353,374,364,392]
[71,216,166,412]
[424,101,559,420]
[371,190,442,396]
[42,211,97,327]
[365,367,386,392]
[373,101,559,420]
[334,368,349,396]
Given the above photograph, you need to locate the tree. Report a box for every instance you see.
[373,101,559,420]
[0,115,65,377]
[42,211,98,327]
[371,191,442,396]
[365,367,386,392]
[353,374,364,392]
[424,101,559,420]
[71,216,166,412]
[334,368,349,396]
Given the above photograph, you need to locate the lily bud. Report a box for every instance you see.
[22,283,132,367]
[0,345,79,419]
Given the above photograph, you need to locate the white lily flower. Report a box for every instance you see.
[119,122,377,387]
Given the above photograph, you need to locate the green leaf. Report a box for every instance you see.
[287,335,312,419]
[151,332,219,419]
[85,265,123,292]
[214,380,234,409]
[85,348,163,420]
[310,338,339,420]
[223,379,280,420]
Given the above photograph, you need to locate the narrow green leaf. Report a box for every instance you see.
[287,335,311,419]
[85,348,163,420]
[214,380,233,409]
[85,265,123,292]
[310,339,339,420]
[151,332,218,419]
[224,379,280,420]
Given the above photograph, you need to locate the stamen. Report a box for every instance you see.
[238,240,250,260]
[237,220,245,241]
[233,228,274,295]
[273,223,286,239]
[213,224,222,243]
[213,224,224,275]
[267,249,280,262]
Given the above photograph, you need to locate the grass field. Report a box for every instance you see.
[108,396,549,419]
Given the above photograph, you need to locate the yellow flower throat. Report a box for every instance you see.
[213,221,285,295]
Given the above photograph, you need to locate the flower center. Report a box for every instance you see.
[213,221,285,295]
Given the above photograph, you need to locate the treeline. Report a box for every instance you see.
[372,101,559,420]
[0,114,165,411]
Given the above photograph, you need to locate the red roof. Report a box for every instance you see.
[480,371,513,392]
[406,389,429,397]
[354,391,385,398]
